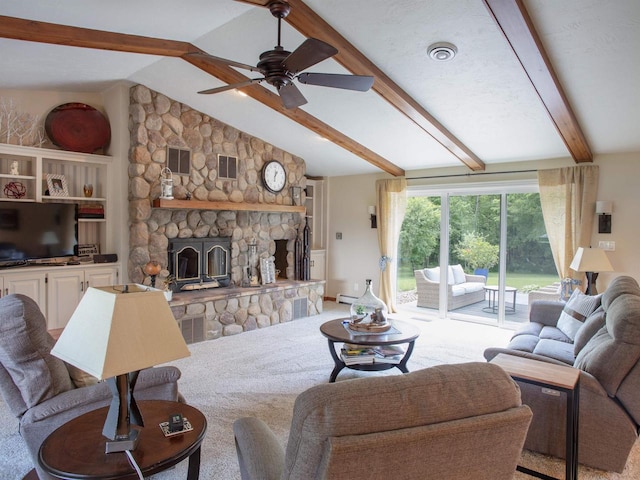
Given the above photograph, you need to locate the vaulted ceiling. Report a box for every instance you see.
[0,0,638,177]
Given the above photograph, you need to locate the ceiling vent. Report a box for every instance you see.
[427,42,457,62]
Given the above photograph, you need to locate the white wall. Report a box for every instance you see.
[326,173,390,299]
[324,152,640,298]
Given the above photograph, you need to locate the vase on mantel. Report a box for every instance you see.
[349,279,390,332]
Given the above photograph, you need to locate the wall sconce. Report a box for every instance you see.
[596,201,612,234]
[368,205,377,229]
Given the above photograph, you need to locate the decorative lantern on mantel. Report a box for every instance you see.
[160,167,174,200]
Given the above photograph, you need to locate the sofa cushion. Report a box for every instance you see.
[461,282,484,294]
[532,339,576,365]
[512,322,544,338]
[539,326,571,343]
[573,307,606,356]
[451,264,466,285]
[451,284,466,297]
[575,293,640,396]
[0,294,74,410]
[556,289,602,341]
[507,334,540,354]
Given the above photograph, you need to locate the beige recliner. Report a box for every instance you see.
[233,362,532,480]
[0,294,182,479]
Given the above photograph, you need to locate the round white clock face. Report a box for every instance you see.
[262,160,286,193]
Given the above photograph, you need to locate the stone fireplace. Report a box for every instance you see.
[127,85,324,342]
[169,236,231,290]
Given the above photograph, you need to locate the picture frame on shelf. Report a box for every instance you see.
[46,174,69,197]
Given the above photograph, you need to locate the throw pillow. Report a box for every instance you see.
[556,289,602,341]
[66,363,99,388]
[447,266,455,285]
[424,267,439,282]
[451,264,467,284]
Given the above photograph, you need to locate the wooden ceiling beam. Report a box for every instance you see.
[483,0,592,163]
[0,15,404,176]
[0,15,193,56]
[238,0,485,171]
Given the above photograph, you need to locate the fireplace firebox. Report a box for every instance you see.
[169,237,231,291]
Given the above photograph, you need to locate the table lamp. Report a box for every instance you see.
[51,284,190,453]
[569,247,613,295]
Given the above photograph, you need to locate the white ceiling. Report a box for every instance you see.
[1,0,638,177]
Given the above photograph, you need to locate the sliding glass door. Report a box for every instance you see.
[398,182,558,326]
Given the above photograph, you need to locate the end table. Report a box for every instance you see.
[39,400,207,480]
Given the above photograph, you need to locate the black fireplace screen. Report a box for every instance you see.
[169,237,231,289]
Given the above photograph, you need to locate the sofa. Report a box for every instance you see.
[414,264,486,309]
[234,362,532,480]
[484,275,640,472]
[0,294,183,480]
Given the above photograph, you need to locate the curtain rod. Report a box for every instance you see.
[407,169,538,181]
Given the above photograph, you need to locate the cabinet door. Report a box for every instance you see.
[2,272,47,312]
[310,250,326,280]
[85,266,119,289]
[47,270,85,330]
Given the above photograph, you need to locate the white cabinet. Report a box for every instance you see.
[0,270,47,311]
[47,265,119,329]
[310,250,326,280]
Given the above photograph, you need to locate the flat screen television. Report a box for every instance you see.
[0,202,78,264]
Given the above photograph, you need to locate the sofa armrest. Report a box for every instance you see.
[234,417,285,480]
[529,301,565,326]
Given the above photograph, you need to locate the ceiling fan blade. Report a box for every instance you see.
[198,78,263,95]
[282,38,338,74]
[278,83,308,109]
[297,72,374,92]
[186,52,262,73]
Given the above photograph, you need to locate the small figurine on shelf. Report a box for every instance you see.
[9,161,19,175]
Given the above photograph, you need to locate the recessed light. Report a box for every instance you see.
[427,42,457,61]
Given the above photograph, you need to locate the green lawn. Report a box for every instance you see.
[398,265,558,292]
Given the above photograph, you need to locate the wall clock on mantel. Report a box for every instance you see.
[262,160,286,194]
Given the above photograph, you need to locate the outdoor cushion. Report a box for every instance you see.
[556,289,602,341]
[462,282,484,294]
[451,285,466,297]
[424,267,439,282]
[451,264,466,284]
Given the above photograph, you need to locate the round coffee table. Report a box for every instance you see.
[483,285,517,314]
[320,318,421,382]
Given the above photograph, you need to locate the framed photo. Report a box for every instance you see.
[46,174,69,197]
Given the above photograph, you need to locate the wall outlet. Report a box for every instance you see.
[354,283,359,293]
[336,232,342,240]
[541,387,561,397]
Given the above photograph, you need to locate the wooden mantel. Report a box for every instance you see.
[152,198,306,214]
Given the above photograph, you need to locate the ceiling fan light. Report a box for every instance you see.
[427,42,458,61]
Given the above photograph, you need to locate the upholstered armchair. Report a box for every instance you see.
[234,362,532,480]
[0,294,182,480]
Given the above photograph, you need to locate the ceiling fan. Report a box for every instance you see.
[188,0,374,109]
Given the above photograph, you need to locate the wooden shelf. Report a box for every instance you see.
[152,198,306,213]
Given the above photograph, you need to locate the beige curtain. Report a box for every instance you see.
[538,165,599,279]
[376,178,407,312]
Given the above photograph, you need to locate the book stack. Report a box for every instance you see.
[78,203,105,219]
[341,344,376,365]
[372,345,405,364]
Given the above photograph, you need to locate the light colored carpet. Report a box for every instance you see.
[1,302,638,479]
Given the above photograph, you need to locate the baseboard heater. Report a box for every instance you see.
[336,294,358,305]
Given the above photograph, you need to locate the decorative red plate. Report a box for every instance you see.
[45,103,111,153]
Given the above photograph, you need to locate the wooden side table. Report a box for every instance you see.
[39,400,207,480]
[490,353,580,480]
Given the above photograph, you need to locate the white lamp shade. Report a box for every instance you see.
[596,201,613,214]
[569,247,613,273]
[52,285,190,379]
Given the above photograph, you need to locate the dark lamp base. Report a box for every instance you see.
[105,429,139,453]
